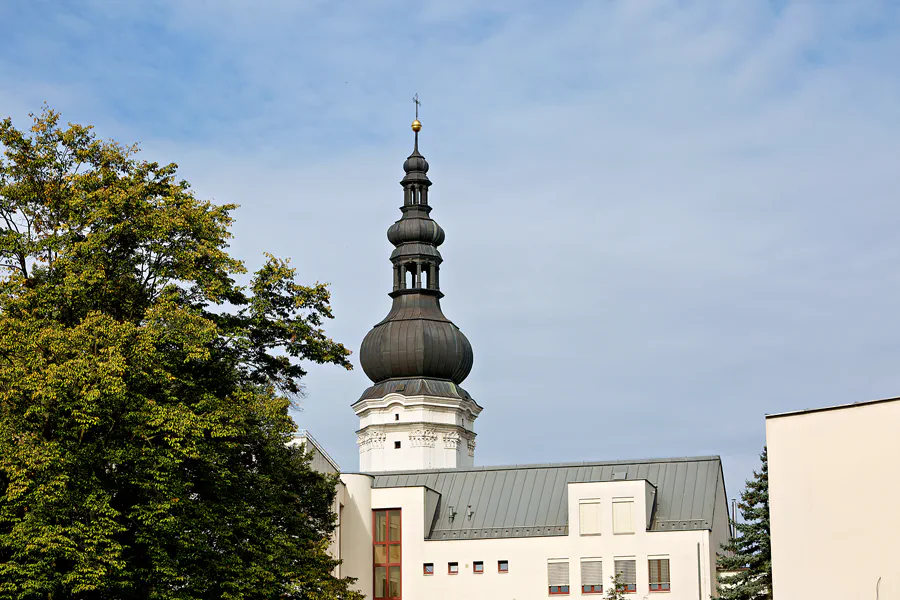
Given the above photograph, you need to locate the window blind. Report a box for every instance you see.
[579,500,602,535]
[548,561,570,586]
[581,560,603,586]
[649,558,670,584]
[612,500,634,534]
[615,559,637,586]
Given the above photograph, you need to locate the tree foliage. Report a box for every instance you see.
[0,107,358,599]
[603,573,628,600]
[717,447,772,600]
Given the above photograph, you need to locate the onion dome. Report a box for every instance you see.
[359,115,474,387]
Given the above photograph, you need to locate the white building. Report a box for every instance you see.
[308,117,732,600]
[767,397,900,600]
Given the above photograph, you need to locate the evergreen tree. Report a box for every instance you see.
[0,107,362,599]
[717,447,772,600]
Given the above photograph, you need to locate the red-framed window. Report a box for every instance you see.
[649,558,670,592]
[374,509,401,600]
[473,561,484,573]
[498,560,509,573]
[423,563,434,575]
[548,561,570,595]
[448,562,459,575]
[615,559,637,594]
[581,559,603,594]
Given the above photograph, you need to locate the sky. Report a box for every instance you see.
[3,0,900,503]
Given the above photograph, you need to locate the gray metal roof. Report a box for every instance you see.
[370,456,724,540]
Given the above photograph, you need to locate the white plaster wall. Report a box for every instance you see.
[339,474,375,597]
[356,394,478,472]
[358,481,717,600]
[767,399,900,600]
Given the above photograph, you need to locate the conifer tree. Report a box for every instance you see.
[717,447,772,600]
[0,107,362,600]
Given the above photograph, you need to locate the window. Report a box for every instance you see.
[394,441,401,449]
[612,499,634,534]
[395,414,400,421]
[473,561,484,573]
[373,510,401,599]
[498,560,509,573]
[649,558,670,592]
[548,560,570,595]
[579,499,602,535]
[581,559,603,594]
[614,559,637,594]
[423,563,434,575]
[448,562,459,575]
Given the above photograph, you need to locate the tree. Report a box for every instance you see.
[717,447,772,600]
[603,573,627,600]
[0,107,361,600]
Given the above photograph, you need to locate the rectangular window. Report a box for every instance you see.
[581,559,603,594]
[614,559,637,594]
[548,560,570,595]
[394,441,401,449]
[612,499,634,534]
[423,563,434,575]
[579,499,602,535]
[448,562,459,575]
[649,558,670,592]
[499,560,509,573]
[374,510,401,600]
[473,561,484,573]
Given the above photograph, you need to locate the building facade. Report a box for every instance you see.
[309,116,732,600]
[767,397,900,600]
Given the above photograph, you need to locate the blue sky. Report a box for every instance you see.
[3,0,900,500]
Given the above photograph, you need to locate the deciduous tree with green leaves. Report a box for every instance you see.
[603,573,627,600]
[717,447,772,600]
[0,107,361,600]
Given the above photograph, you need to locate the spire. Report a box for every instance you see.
[358,105,473,387]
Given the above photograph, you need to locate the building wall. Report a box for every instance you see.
[767,398,900,600]
[355,394,479,472]
[341,475,720,600]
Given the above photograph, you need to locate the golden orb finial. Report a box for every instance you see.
[411,119,422,132]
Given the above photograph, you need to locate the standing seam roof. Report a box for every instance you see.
[368,456,723,540]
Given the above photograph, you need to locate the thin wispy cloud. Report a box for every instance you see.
[3,0,899,492]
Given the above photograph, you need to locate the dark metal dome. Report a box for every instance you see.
[360,293,473,384]
[358,122,474,387]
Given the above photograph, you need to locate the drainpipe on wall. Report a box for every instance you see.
[697,543,703,600]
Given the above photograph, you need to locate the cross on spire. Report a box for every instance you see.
[413,93,421,120]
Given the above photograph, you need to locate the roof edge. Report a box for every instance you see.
[350,455,722,477]
[766,396,900,420]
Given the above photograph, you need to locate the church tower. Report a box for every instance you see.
[354,108,481,473]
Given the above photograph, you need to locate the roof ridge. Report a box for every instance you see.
[357,455,721,476]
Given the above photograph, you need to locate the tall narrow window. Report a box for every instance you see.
[374,509,401,600]
[649,558,670,592]
[547,560,570,595]
[614,559,637,594]
[612,499,634,534]
[579,499,602,535]
[581,559,603,594]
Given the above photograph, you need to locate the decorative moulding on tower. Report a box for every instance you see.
[410,429,438,448]
[443,431,460,450]
[357,429,386,452]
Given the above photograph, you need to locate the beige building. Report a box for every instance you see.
[767,397,900,600]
